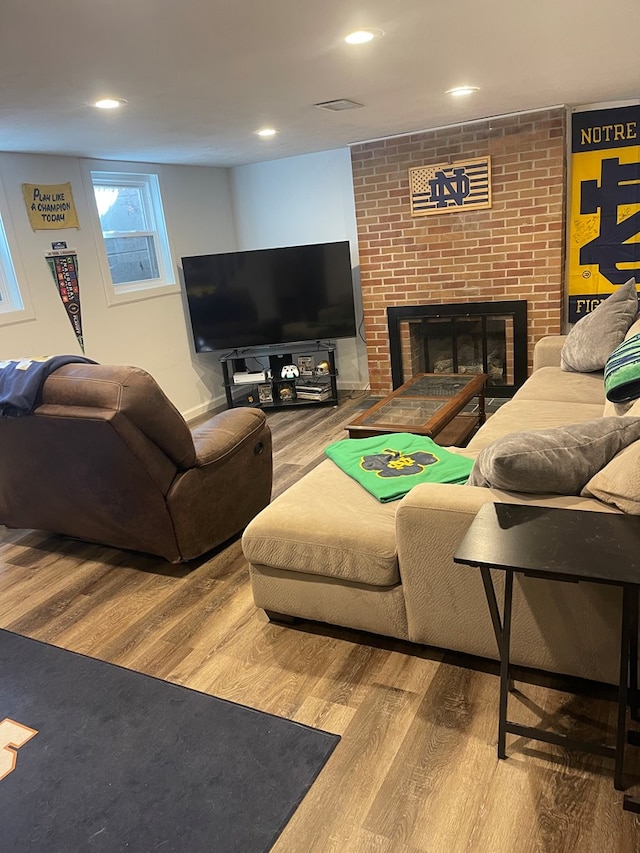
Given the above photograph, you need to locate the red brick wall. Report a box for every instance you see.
[350,108,566,394]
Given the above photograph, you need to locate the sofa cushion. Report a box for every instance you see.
[604,332,640,403]
[467,417,640,494]
[560,277,638,373]
[242,459,399,587]
[465,399,606,453]
[513,366,606,405]
[582,440,640,514]
[603,396,640,418]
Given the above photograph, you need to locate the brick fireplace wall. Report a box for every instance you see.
[350,108,566,394]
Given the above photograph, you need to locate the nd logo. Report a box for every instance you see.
[580,157,640,284]
[429,167,470,207]
[0,718,38,781]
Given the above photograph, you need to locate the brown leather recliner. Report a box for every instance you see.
[0,363,272,562]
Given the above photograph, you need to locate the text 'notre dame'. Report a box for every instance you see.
[580,122,637,146]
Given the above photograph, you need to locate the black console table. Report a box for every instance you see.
[454,502,640,811]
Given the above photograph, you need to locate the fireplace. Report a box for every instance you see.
[387,301,528,397]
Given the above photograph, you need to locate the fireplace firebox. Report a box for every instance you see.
[387,301,528,397]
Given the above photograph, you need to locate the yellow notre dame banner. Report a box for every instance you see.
[569,106,640,322]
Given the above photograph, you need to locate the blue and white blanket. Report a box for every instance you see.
[0,355,97,417]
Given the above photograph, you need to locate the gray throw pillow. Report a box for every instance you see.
[560,277,638,373]
[467,417,640,494]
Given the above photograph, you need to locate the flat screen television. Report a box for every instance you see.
[182,240,357,352]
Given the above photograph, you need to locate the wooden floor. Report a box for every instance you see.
[1,393,640,851]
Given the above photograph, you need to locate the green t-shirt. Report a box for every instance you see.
[324,433,474,502]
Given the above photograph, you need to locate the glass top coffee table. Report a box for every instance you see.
[346,373,489,445]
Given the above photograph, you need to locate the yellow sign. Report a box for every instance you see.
[409,157,491,216]
[568,106,640,322]
[22,182,79,230]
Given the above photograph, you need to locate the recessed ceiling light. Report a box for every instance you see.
[255,127,278,138]
[344,29,384,44]
[446,86,480,97]
[93,98,127,109]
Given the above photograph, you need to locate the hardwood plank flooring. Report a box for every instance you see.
[1,393,639,851]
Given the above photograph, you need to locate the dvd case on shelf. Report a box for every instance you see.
[297,355,314,376]
[257,383,273,403]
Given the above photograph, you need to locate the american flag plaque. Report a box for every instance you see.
[409,156,492,216]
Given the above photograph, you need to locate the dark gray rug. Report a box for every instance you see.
[0,629,339,852]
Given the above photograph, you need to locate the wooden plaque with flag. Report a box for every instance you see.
[409,156,491,216]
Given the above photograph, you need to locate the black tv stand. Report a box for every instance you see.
[220,342,338,410]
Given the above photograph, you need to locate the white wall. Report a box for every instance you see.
[230,147,369,389]
[0,153,237,417]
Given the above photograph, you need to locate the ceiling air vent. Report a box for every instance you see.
[314,99,364,112]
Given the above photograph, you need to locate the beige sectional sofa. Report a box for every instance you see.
[243,331,640,686]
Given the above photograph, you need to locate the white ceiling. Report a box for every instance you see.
[1,0,638,169]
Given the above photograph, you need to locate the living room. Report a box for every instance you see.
[1,0,640,849]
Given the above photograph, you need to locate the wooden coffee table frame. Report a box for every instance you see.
[346,372,488,445]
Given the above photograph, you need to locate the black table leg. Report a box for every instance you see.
[480,565,513,760]
[623,587,640,812]
[615,586,634,791]
[498,570,514,760]
[630,589,639,723]
[480,565,504,652]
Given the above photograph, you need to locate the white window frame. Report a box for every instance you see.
[81,161,178,306]
[0,180,33,328]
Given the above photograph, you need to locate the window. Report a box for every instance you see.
[90,170,174,294]
[0,213,24,316]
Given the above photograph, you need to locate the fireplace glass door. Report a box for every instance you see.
[387,301,527,397]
